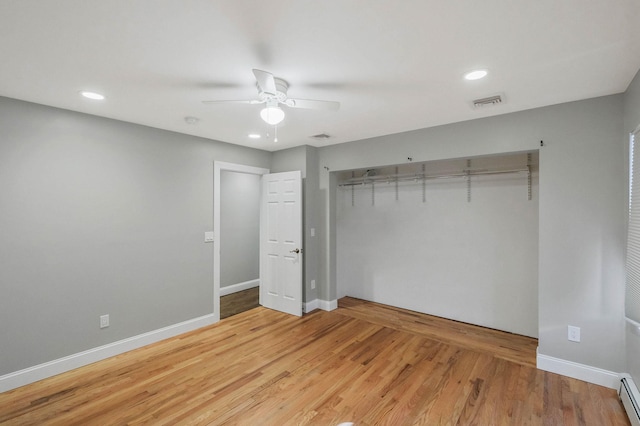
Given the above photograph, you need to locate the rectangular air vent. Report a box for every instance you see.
[310,133,331,140]
[472,95,503,109]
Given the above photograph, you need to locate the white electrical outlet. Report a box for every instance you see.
[568,325,580,342]
[100,314,110,329]
[311,279,316,289]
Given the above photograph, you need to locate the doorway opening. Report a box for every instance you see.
[213,162,269,322]
[220,287,260,319]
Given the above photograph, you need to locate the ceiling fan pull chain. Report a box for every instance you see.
[274,124,278,143]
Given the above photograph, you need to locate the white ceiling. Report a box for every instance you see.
[1,1,639,152]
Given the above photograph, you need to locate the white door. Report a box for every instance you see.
[260,171,303,316]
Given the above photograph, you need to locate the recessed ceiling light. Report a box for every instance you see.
[248,133,261,139]
[464,70,488,81]
[80,91,105,100]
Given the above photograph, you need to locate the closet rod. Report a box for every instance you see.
[338,167,529,187]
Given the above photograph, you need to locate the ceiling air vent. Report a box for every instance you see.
[310,133,331,140]
[472,94,503,109]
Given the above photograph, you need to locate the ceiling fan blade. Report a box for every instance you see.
[252,69,277,94]
[202,99,262,105]
[286,98,340,111]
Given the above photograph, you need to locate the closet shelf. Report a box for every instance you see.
[338,167,530,187]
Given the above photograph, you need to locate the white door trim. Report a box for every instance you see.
[213,161,269,322]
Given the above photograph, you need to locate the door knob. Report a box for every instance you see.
[290,248,301,254]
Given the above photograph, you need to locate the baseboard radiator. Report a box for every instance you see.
[620,374,640,426]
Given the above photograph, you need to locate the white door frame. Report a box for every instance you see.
[213,161,269,322]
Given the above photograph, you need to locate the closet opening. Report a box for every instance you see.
[335,151,539,337]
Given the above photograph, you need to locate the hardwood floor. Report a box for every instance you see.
[0,297,629,425]
[337,297,538,368]
[220,287,260,320]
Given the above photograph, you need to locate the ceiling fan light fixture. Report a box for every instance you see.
[260,106,285,125]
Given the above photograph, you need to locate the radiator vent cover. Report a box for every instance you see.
[472,94,503,109]
[620,376,640,426]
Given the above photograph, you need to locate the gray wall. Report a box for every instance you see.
[271,145,307,178]
[270,145,320,304]
[537,96,625,371]
[318,94,627,373]
[625,70,640,135]
[220,170,260,288]
[304,146,320,304]
[624,70,640,383]
[0,96,270,375]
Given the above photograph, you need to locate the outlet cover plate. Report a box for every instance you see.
[568,325,580,342]
[100,314,110,329]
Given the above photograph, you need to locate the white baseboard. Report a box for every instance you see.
[537,351,620,389]
[303,299,337,313]
[220,279,259,296]
[304,299,319,313]
[318,299,338,311]
[0,314,217,393]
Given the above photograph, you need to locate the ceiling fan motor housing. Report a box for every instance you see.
[257,77,289,103]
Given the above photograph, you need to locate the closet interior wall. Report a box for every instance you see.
[336,152,539,337]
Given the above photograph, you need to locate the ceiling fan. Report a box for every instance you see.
[202,69,340,126]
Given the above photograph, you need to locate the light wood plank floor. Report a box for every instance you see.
[0,297,629,425]
[220,287,260,320]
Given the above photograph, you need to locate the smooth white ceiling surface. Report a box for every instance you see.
[1,1,639,151]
